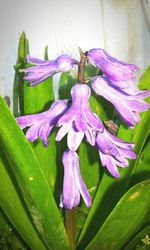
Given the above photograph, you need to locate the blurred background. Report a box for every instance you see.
[0,0,150,105]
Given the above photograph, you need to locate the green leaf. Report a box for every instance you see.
[138,65,150,90]
[0,97,70,250]
[123,224,150,250]
[0,153,47,250]
[44,45,49,60]
[13,31,29,117]
[18,31,26,63]
[128,137,150,187]
[85,180,150,250]
[16,41,58,195]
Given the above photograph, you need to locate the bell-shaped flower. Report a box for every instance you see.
[55,84,104,151]
[96,128,136,178]
[22,55,78,86]
[92,76,150,128]
[16,100,68,147]
[60,150,92,209]
[88,48,139,82]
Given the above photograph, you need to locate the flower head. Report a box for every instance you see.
[60,150,92,209]
[88,48,139,82]
[17,100,68,146]
[55,84,104,151]
[96,128,136,178]
[92,76,150,128]
[22,55,78,86]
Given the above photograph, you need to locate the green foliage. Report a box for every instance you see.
[85,180,150,250]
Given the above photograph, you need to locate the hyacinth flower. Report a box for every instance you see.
[87,48,141,96]
[60,150,92,209]
[16,47,147,211]
[16,100,68,147]
[55,83,104,151]
[22,54,78,86]
[96,128,136,178]
[87,48,139,82]
[92,76,150,128]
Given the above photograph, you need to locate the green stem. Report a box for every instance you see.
[65,208,76,250]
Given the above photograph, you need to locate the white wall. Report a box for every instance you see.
[0,0,150,104]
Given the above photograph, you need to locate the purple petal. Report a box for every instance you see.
[99,152,120,178]
[57,106,77,125]
[57,55,78,71]
[26,124,40,142]
[67,126,84,151]
[85,125,96,146]
[16,114,44,128]
[134,89,150,99]
[119,148,137,159]
[104,129,135,150]
[71,84,91,100]
[114,156,129,168]
[88,48,139,81]
[60,151,80,209]
[75,113,87,131]
[92,76,137,127]
[27,55,50,65]
[73,152,92,207]
[126,99,150,112]
[38,122,53,147]
[96,133,121,157]
[115,100,136,127]
[29,73,54,86]
[17,100,68,129]
[84,110,103,131]
[55,123,72,141]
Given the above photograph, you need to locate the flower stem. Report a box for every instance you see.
[77,47,87,84]
[65,208,76,250]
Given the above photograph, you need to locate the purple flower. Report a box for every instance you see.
[96,128,136,178]
[92,76,150,128]
[60,150,92,209]
[55,84,104,151]
[88,48,139,82]
[22,55,78,86]
[17,100,68,147]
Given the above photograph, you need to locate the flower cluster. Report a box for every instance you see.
[17,48,150,209]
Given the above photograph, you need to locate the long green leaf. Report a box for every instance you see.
[123,224,150,250]
[0,153,47,250]
[16,40,59,196]
[0,97,70,250]
[128,137,150,187]
[85,180,150,250]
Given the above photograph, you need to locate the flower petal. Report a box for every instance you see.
[26,124,40,142]
[96,133,121,157]
[88,48,138,81]
[84,110,103,131]
[75,113,87,131]
[85,125,96,146]
[67,126,84,151]
[99,152,120,178]
[57,106,77,125]
[27,55,50,65]
[38,122,53,147]
[60,151,80,209]
[73,152,92,207]
[55,123,72,141]
[104,129,135,150]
